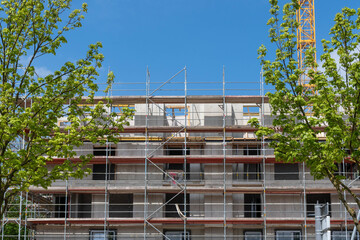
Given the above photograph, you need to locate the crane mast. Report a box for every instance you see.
[297,0,316,91]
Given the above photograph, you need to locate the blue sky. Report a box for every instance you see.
[37,0,359,96]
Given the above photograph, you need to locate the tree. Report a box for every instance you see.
[0,0,133,220]
[251,0,360,232]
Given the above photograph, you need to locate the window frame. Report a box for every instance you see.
[89,229,117,240]
[163,230,191,240]
[275,230,301,240]
[244,230,263,240]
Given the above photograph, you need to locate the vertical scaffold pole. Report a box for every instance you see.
[222,66,227,240]
[64,99,71,240]
[17,191,23,240]
[64,179,68,240]
[303,162,307,240]
[104,78,112,240]
[260,68,267,239]
[23,191,28,240]
[184,66,188,238]
[144,67,150,240]
[104,139,109,240]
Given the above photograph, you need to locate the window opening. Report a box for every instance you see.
[245,231,263,240]
[306,194,331,217]
[109,194,133,218]
[93,146,116,156]
[54,195,66,218]
[93,164,115,180]
[78,194,91,218]
[335,163,358,180]
[332,230,359,240]
[244,163,262,180]
[244,194,261,218]
[275,230,301,240]
[164,230,191,240]
[165,193,190,218]
[89,229,116,240]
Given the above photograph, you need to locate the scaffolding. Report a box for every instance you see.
[1,67,360,240]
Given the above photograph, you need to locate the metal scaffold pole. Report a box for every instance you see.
[260,68,267,239]
[303,162,307,240]
[17,191,23,240]
[23,191,28,240]
[64,99,71,240]
[64,179,68,240]
[184,66,188,239]
[144,67,150,240]
[222,66,227,240]
[104,74,112,240]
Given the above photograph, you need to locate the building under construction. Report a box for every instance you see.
[2,67,360,240]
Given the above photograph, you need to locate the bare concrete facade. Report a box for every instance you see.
[24,96,360,239]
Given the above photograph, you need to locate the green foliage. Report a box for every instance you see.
[255,0,360,230]
[0,0,133,218]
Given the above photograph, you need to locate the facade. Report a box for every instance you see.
[13,93,358,240]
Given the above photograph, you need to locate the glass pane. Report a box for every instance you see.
[276,231,301,240]
[245,231,262,240]
[90,230,116,240]
[165,231,190,240]
[332,231,353,240]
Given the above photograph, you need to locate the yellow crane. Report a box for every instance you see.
[297,0,316,92]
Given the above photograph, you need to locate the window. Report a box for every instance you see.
[274,163,299,180]
[109,194,133,218]
[164,230,190,240]
[89,230,116,240]
[165,193,190,218]
[245,231,262,240]
[233,145,260,155]
[335,163,358,180]
[54,195,66,218]
[164,163,190,181]
[332,231,359,240]
[93,146,116,156]
[244,194,261,218]
[166,147,190,156]
[276,230,301,240]
[164,148,190,180]
[244,146,261,156]
[244,164,262,180]
[93,164,115,180]
[78,194,91,218]
[306,194,331,217]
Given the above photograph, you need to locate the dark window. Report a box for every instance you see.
[244,164,262,180]
[245,231,263,240]
[164,230,191,240]
[78,194,91,218]
[166,147,190,156]
[109,194,133,218]
[306,194,331,217]
[274,163,299,180]
[165,193,190,218]
[164,148,190,180]
[93,147,115,156]
[335,163,357,180]
[89,229,116,240]
[233,145,260,155]
[93,164,115,180]
[276,231,301,240]
[244,146,261,155]
[54,195,66,218]
[244,194,261,218]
